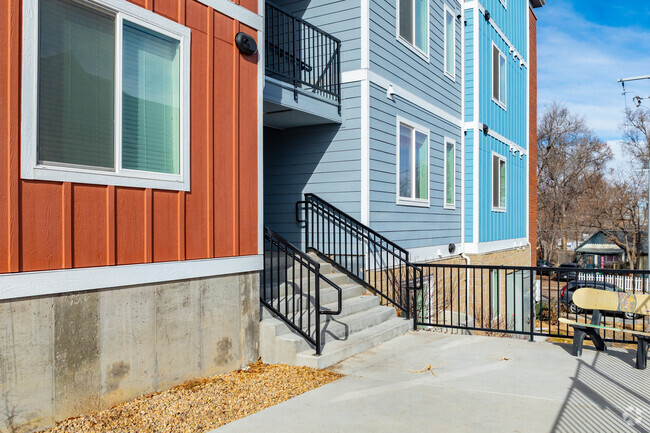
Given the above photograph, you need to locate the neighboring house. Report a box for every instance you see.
[265,0,543,267]
[0,0,262,430]
[576,230,649,269]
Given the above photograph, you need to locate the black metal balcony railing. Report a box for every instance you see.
[265,2,341,112]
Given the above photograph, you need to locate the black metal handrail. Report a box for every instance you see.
[416,263,649,344]
[297,194,422,326]
[265,2,341,112]
[262,227,342,355]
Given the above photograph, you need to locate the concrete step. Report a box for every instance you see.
[264,257,335,275]
[261,283,365,320]
[261,294,380,334]
[295,317,412,369]
[271,304,397,356]
[261,270,349,294]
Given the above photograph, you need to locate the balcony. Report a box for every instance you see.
[264,2,342,129]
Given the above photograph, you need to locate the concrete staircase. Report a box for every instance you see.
[260,253,411,369]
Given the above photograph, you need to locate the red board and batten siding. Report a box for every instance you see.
[0,0,259,274]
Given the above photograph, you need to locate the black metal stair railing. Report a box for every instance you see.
[265,2,341,112]
[297,193,422,327]
[262,227,342,355]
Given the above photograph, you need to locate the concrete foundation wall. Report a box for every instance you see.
[0,272,259,433]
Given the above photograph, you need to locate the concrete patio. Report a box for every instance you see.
[214,331,650,433]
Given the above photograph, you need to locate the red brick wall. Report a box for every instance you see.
[529,7,538,264]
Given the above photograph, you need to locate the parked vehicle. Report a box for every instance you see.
[560,280,639,320]
[536,260,553,276]
[557,263,579,281]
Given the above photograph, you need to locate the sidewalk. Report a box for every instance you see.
[213,331,650,433]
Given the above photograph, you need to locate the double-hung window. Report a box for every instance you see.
[492,153,506,211]
[443,5,455,79]
[397,119,429,206]
[492,43,507,109]
[398,0,429,57]
[443,138,455,209]
[22,0,191,190]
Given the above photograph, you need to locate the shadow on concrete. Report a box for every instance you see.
[551,345,650,433]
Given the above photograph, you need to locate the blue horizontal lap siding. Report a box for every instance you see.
[368,83,462,250]
[480,0,528,60]
[478,134,526,243]
[369,0,462,120]
[461,1,528,245]
[270,0,361,73]
[464,12,474,122]
[465,129,474,243]
[478,14,527,149]
[264,81,362,247]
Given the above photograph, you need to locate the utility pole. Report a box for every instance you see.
[619,74,650,270]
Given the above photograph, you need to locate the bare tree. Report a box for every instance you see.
[592,171,646,269]
[537,102,612,262]
[622,106,650,167]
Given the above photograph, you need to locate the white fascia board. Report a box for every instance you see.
[197,0,263,30]
[464,122,527,157]
[0,255,263,301]
[463,238,529,255]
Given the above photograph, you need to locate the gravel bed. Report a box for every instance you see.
[39,361,342,433]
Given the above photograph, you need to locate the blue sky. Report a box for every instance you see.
[536,1,650,170]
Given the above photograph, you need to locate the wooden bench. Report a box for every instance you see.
[559,288,650,369]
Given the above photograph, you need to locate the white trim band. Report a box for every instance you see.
[464,238,529,255]
[464,122,527,156]
[342,69,463,128]
[197,0,263,30]
[0,255,263,301]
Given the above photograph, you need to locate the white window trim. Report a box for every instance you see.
[396,0,430,62]
[491,42,507,111]
[492,151,507,212]
[22,0,192,191]
[443,137,456,210]
[396,116,430,208]
[443,3,455,81]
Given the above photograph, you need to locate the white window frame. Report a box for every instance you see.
[396,0,430,62]
[491,152,507,212]
[491,42,507,110]
[396,116,430,208]
[22,0,192,191]
[443,137,456,210]
[443,4,455,81]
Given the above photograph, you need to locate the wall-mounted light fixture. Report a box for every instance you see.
[386,85,395,100]
[482,123,489,135]
[484,10,490,21]
[235,32,257,55]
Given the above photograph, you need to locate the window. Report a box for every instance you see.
[397,119,429,206]
[398,0,428,56]
[443,6,455,79]
[492,153,506,211]
[492,43,507,109]
[22,0,191,191]
[443,138,455,208]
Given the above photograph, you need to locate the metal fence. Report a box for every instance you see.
[265,2,341,109]
[415,264,649,344]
